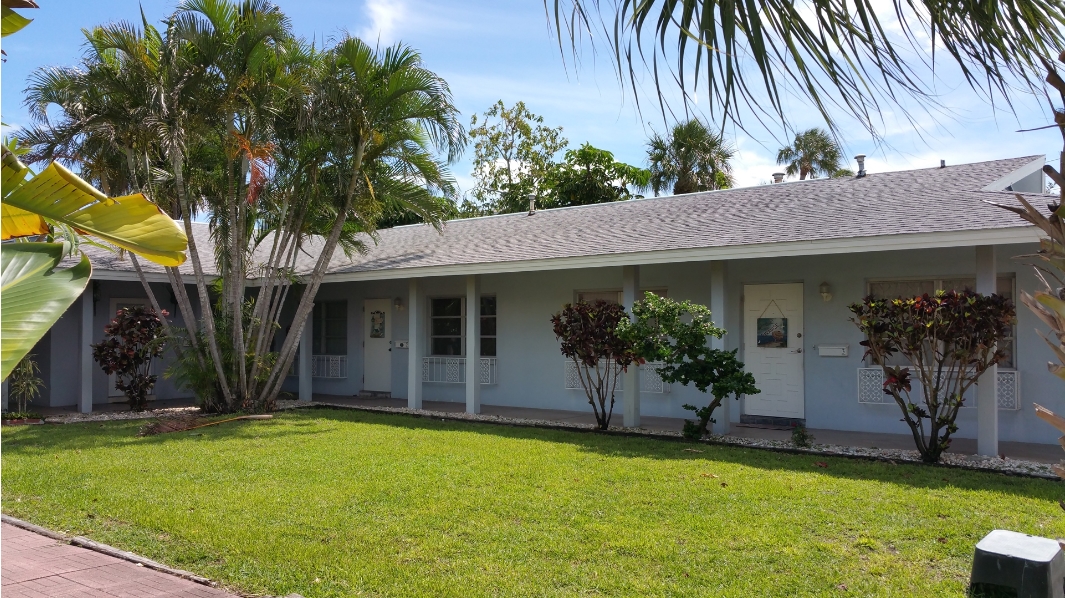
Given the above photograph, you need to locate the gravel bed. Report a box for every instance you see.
[282,400,1062,480]
[43,406,201,425]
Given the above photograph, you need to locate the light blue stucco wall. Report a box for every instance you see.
[46,280,199,407]
[281,242,1063,445]
[48,241,1064,445]
[720,243,1063,444]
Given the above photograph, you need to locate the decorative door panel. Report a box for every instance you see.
[363,299,392,392]
[743,283,805,418]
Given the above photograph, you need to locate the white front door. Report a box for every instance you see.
[363,299,392,392]
[743,283,804,418]
[107,298,154,402]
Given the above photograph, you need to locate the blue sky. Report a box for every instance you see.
[1,0,1061,192]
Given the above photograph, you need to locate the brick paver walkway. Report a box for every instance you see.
[1,522,237,597]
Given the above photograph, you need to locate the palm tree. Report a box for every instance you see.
[547,1,1065,137]
[21,3,465,411]
[776,128,850,180]
[646,119,734,196]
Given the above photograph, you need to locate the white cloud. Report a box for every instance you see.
[360,0,405,45]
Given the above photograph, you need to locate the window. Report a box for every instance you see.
[480,296,497,357]
[312,301,347,355]
[576,289,667,305]
[430,296,497,357]
[431,298,463,356]
[867,276,1015,368]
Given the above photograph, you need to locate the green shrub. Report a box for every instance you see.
[7,354,43,416]
[791,422,814,448]
[620,292,758,439]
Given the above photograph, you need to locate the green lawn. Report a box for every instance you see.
[2,409,1062,597]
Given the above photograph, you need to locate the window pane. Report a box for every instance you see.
[432,337,462,356]
[432,298,462,317]
[481,337,496,357]
[326,302,346,318]
[325,337,346,355]
[868,280,935,299]
[940,278,976,293]
[997,276,1014,299]
[432,317,462,336]
[578,291,621,304]
[480,296,496,316]
[480,316,496,336]
[999,338,1014,369]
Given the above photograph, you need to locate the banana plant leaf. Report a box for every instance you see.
[2,154,187,266]
[0,203,47,239]
[0,242,91,379]
[1,6,31,37]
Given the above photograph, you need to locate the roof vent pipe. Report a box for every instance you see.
[854,154,867,178]
[772,172,785,184]
[940,159,946,168]
[528,197,536,215]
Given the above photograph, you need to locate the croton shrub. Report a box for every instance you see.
[92,306,168,411]
[850,290,1014,463]
[551,300,636,429]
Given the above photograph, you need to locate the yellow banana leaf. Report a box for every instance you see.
[1,203,47,239]
[2,154,188,266]
[0,242,91,379]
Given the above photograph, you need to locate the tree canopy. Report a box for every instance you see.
[777,128,853,180]
[547,0,1065,137]
[20,0,465,411]
[647,119,735,196]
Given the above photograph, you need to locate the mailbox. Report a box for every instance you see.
[817,345,848,357]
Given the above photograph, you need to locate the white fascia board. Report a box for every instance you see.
[317,226,1040,283]
[89,270,217,283]
[981,157,1046,191]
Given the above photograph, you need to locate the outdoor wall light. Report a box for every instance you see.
[819,282,832,302]
[394,297,404,311]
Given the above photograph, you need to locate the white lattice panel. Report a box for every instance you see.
[563,360,669,393]
[997,370,1020,410]
[289,355,348,379]
[857,367,1019,410]
[857,368,888,404]
[421,357,497,384]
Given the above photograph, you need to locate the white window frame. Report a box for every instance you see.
[428,296,497,357]
[312,300,348,356]
[865,275,1016,370]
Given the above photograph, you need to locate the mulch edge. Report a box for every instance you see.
[291,402,1063,482]
[0,514,216,587]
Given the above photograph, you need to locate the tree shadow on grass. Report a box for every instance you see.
[3,406,1061,501]
[296,407,1065,500]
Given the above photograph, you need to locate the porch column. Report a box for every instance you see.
[407,278,424,409]
[623,265,641,427]
[976,245,998,457]
[465,275,481,414]
[710,261,729,435]
[298,314,312,402]
[80,291,93,414]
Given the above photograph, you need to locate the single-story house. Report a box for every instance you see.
[16,154,1062,454]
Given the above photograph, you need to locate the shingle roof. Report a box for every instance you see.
[83,155,1046,280]
[325,155,1045,276]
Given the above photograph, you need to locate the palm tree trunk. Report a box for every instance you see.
[169,143,233,403]
[257,142,368,404]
